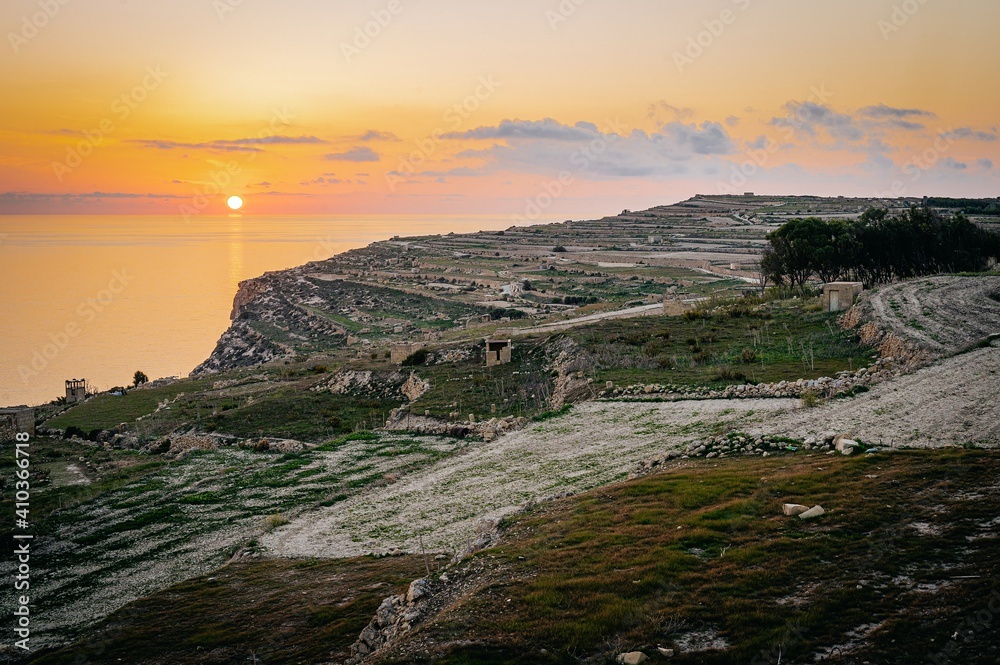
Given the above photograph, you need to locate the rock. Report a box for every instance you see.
[834,435,860,455]
[406,578,429,603]
[657,647,675,657]
[798,505,826,520]
[782,503,810,516]
[617,652,649,665]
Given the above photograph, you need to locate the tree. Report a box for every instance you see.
[133,371,149,387]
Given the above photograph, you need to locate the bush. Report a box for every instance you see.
[553,245,567,252]
[711,367,747,383]
[682,309,710,321]
[801,390,821,408]
[741,348,758,364]
[263,513,290,532]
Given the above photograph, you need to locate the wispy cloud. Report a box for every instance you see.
[359,130,400,142]
[128,136,327,152]
[324,146,381,162]
[940,127,998,142]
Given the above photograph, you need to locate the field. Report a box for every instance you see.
[28,449,1000,665]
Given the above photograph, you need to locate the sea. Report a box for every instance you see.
[0,214,513,407]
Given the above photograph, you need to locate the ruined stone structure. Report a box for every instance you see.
[390,342,424,365]
[485,339,512,367]
[65,379,87,404]
[823,282,864,312]
[0,407,34,440]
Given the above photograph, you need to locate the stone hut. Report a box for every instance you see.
[823,282,864,312]
[485,339,512,367]
[390,342,424,365]
[65,379,87,404]
[0,407,35,440]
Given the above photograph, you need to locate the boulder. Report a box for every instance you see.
[782,503,810,516]
[834,435,860,455]
[407,578,429,603]
[657,647,675,657]
[617,653,649,665]
[798,505,826,520]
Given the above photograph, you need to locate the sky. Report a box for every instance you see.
[1,0,998,220]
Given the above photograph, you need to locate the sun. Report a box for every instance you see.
[227,195,244,210]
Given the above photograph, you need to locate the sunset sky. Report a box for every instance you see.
[2,0,998,218]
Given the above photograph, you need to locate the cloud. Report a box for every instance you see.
[129,135,326,153]
[771,102,864,141]
[859,104,936,120]
[0,190,184,202]
[409,117,733,180]
[940,127,998,142]
[978,158,994,171]
[444,118,599,141]
[359,130,400,142]
[325,146,381,162]
[940,157,968,170]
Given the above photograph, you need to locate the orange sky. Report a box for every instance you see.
[2,0,998,219]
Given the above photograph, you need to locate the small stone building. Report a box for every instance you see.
[823,282,864,312]
[485,339,512,367]
[0,407,35,440]
[390,342,424,365]
[65,379,87,404]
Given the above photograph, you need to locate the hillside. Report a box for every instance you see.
[6,195,1000,663]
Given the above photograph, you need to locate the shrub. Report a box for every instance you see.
[711,367,747,383]
[801,390,821,408]
[263,513,290,532]
[682,309,710,321]
[553,245,567,252]
[741,348,758,364]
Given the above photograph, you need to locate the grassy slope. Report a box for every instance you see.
[33,449,1000,665]
[27,557,427,665]
[380,449,999,664]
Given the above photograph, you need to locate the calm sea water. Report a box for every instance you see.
[0,215,511,407]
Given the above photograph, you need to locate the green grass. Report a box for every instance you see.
[377,449,1000,664]
[27,557,428,665]
[569,298,875,389]
[45,377,218,431]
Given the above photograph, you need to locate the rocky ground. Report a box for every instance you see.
[261,399,794,558]
[858,275,1000,355]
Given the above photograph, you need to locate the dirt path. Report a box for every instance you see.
[861,276,1000,354]
[504,303,665,336]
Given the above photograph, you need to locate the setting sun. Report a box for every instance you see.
[227,196,244,211]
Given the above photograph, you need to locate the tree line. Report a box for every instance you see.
[761,206,1000,289]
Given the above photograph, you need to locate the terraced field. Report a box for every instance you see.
[860,275,1000,354]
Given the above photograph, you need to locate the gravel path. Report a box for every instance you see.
[771,342,1000,448]
[261,399,794,558]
